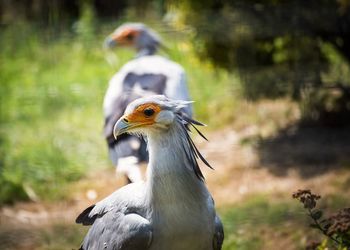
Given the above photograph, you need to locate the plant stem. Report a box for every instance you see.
[307,208,342,246]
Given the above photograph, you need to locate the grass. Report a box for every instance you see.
[220,196,301,250]
[37,224,88,250]
[0,22,111,203]
[220,193,350,250]
[0,20,236,204]
[0,223,88,250]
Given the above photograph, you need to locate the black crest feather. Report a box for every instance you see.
[177,112,213,181]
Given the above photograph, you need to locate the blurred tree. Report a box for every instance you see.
[0,0,158,25]
[0,0,80,25]
[172,0,350,125]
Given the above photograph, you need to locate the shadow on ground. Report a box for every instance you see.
[256,124,350,178]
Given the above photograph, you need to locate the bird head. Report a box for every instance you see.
[104,23,161,55]
[113,95,191,138]
[114,95,213,180]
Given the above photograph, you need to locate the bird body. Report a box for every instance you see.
[103,23,192,183]
[77,96,223,250]
[103,55,190,120]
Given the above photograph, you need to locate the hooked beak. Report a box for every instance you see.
[104,36,117,49]
[113,117,130,139]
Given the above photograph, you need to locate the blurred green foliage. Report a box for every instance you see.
[2,0,349,204]
[172,0,350,125]
[0,16,236,203]
[2,0,350,127]
[0,22,111,203]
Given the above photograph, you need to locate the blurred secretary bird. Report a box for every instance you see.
[76,95,224,250]
[104,23,192,183]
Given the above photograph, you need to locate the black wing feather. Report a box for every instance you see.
[76,205,100,226]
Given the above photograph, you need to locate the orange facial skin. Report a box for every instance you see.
[111,28,140,46]
[124,103,162,127]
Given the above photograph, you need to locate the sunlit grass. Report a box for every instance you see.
[220,196,301,250]
[1,23,117,203]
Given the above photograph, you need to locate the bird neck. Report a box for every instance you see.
[136,47,157,57]
[145,121,208,208]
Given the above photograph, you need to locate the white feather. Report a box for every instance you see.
[103,55,192,118]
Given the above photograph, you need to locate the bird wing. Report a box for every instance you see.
[103,72,140,145]
[103,63,168,146]
[213,215,224,250]
[79,212,152,250]
[163,67,192,117]
[205,195,224,250]
[76,183,152,250]
[103,56,193,145]
[121,56,192,115]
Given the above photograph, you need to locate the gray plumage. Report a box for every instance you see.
[104,73,167,148]
[77,95,224,250]
[105,23,161,57]
[103,23,192,182]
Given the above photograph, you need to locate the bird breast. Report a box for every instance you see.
[149,198,215,250]
[145,151,215,250]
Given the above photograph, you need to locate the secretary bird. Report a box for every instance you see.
[76,95,224,250]
[103,23,192,183]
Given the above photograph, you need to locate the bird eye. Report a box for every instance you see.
[143,108,155,117]
[125,34,133,40]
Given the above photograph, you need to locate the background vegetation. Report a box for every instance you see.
[0,6,236,203]
[1,0,350,249]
